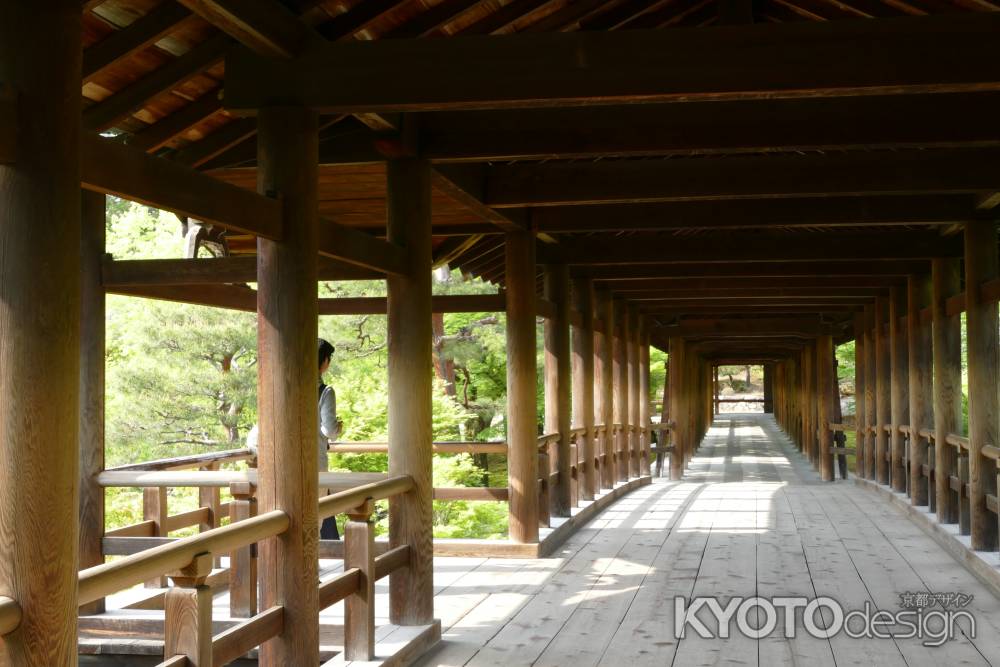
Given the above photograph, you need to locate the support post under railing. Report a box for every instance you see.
[229,482,258,618]
[344,500,375,662]
[145,487,169,588]
[164,553,214,666]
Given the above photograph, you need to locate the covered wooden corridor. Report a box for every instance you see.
[419,414,1000,666]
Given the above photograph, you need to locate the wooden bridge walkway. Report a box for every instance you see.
[415,414,1000,667]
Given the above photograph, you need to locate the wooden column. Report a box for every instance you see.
[595,291,615,490]
[713,366,720,416]
[763,364,774,414]
[544,264,572,516]
[506,230,540,543]
[853,313,867,479]
[668,337,684,480]
[639,321,652,477]
[965,221,1000,551]
[908,274,933,506]
[932,258,962,525]
[889,285,909,493]
[874,295,891,485]
[802,343,814,461]
[864,304,877,480]
[80,190,106,615]
[387,158,435,621]
[613,299,630,483]
[572,278,597,500]
[256,106,320,664]
[0,4,82,663]
[628,305,641,479]
[816,335,835,482]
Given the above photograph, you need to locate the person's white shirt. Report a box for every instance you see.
[246,384,340,471]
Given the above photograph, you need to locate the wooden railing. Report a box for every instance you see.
[850,421,1000,545]
[0,596,21,637]
[80,474,415,666]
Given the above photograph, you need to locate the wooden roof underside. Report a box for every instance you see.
[77,0,1000,359]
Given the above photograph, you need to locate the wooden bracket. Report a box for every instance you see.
[169,552,214,588]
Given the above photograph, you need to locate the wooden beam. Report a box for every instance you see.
[605,277,904,291]
[82,3,194,83]
[81,134,282,239]
[109,283,257,311]
[409,94,1000,162]
[486,149,1000,207]
[657,318,833,337]
[581,261,930,280]
[544,264,572,516]
[907,272,933,506]
[176,0,320,58]
[889,285,909,492]
[539,232,962,265]
[103,257,381,287]
[224,13,1000,113]
[431,165,526,232]
[318,294,505,315]
[126,89,224,153]
[572,277,597,499]
[318,217,408,275]
[622,287,888,300]
[594,290,615,489]
[529,196,981,233]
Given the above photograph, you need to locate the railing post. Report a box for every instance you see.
[145,487,169,588]
[345,500,376,661]
[537,450,551,528]
[229,481,258,618]
[164,553,214,667]
[932,258,962,524]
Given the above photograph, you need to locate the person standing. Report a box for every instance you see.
[247,337,343,538]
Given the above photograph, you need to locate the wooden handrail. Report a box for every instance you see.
[79,509,289,606]
[374,544,410,580]
[319,568,361,610]
[898,425,911,436]
[97,470,386,490]
[317,475,414,520]
[329,441,508,454]
[109,448,253,472]
[0,596,21,636]
[211,605,283,667]
[919,428,935,441]
[828,423,849,432]
[984,445,1000,461]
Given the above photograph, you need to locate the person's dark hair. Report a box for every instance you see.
[318,338,335,369]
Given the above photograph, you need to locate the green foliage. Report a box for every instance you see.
[103,202,514,539]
